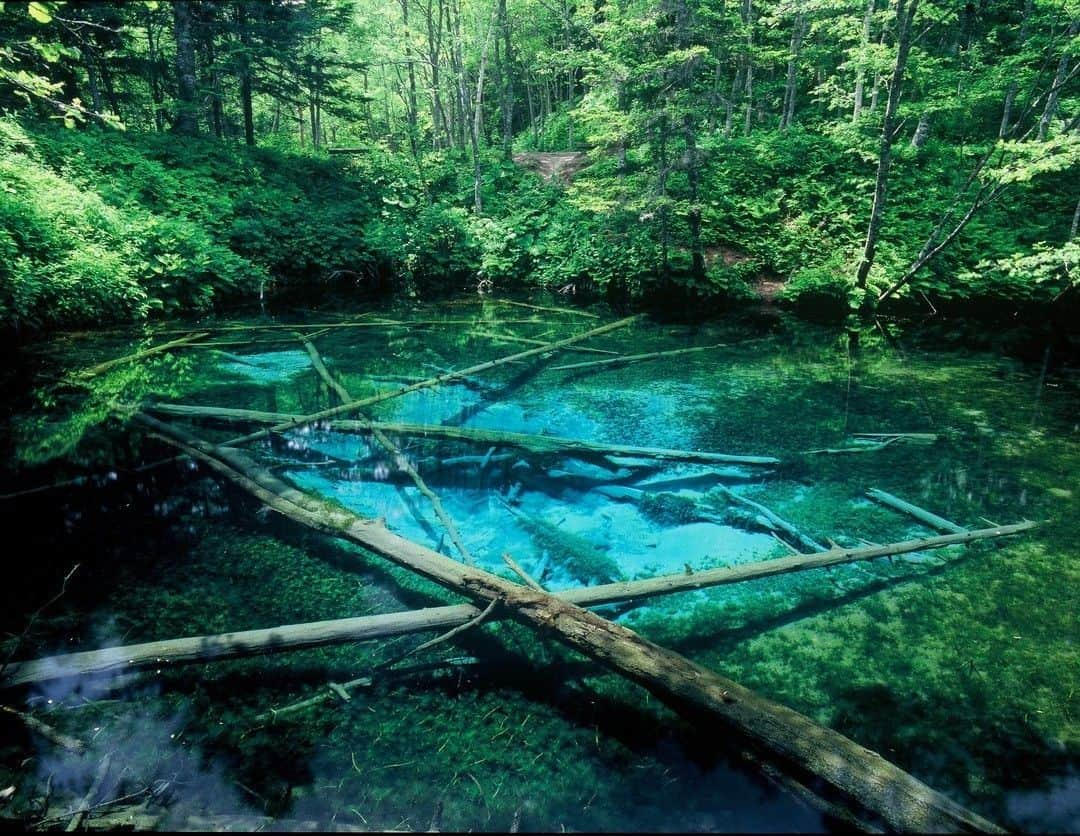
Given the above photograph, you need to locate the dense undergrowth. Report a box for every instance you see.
[1,115,1076,337]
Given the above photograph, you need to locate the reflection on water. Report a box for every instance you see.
[0,295,1077,831]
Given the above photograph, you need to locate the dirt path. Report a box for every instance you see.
[512,151,588,182]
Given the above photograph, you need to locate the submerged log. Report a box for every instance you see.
[0,518,1034,689]
[494,298,600,319]
[470,330,618,355]
[124,415,1009,832]
[218,315,643,448]
[298,335,475,565]
[551,343,728,372]
[866,488,968,534]
[143,403,780,467]
[710,486,828,553]
[75,332,209,379]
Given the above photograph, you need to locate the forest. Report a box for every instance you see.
[0,0,1077,833]
[0,0,1077,331]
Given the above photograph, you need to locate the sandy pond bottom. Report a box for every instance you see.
[0,296,1076,831]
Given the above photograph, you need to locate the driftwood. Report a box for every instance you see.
[74,333,209,379]
[1,519,1034,689]
[0,704,85,753]
[866,488,968,534]
[551,343,727,372]
[66,754,111,832]
[256,657,482,723]
[493,298,600,318]
[157,319,539,335]
[853,432,938,441]
[143,403,779,467]
[471,330,618,355]
[123,415,1010,832]
[710,486,828,553]
[217,315,643,448]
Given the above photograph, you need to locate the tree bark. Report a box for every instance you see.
[853,0,920,298]
[237,2,255,146]
[171,0,199,135]
[866,488,967,534]
[781,14,806,131]
[1037,17,1079,141]
[853,0,875,122]
[143,403,781,466]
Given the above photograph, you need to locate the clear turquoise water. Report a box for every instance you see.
[0,295,1076,831]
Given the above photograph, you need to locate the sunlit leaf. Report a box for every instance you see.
[27,2,52,24]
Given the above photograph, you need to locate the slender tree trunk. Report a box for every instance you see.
[171,0,199,135]
[80,44,104,114]
[1037,17,1079,141]
[724,63,740,138]
[1070,196,1080,242]
[146,10,166,131]
[237,3,255,146]
[853,0,875,121]
[781,13,806,131]
[470,0,500,212]
[741,0,754,136]
[399,0,420,158]
[910,109,930,148]
[684,113,704,280]
[854,0,920,298]
[999,0,1032,137]
[499,0,514,158]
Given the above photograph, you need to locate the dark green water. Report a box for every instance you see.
[0,295,1076,831]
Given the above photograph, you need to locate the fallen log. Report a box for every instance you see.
[470,330,618,355]
[143,403,779,467]
[75,332,209,379]
[710,486,828,553]
[551,343,728,372]
[125,415,1008,832]
[0,514,1034,687]
[219,315,643,448]
[494,298,600,319]
[854,432,938,441]
[866,488,968,534]
[157,319,540,335]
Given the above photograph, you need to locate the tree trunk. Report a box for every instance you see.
[171,0,199,135]
[999,0,1033,137]
[1037,17,1079,141]
[741,0,754,136]
[781,13,806,130]
[145,402,780,466]
[499,0,514,158]
[853,0,875,121]
[910,109,930,148]
[237,3,255,146]
[4,519,1031,688]
[854,0,920,298]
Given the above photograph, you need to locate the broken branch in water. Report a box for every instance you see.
[0,704,85,754]
[866,488,968,534]
[550,343,728,372]
[218,314,644,448]
[74,332,210,379]
[143,402,779,466]
[710,486,827,553]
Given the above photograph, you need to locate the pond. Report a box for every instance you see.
[0,294,1076,832]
